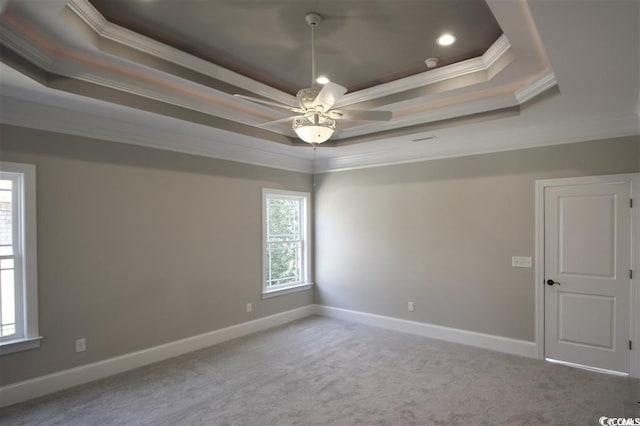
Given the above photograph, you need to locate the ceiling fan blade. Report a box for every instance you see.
[312,82,347,111]
[257,116,294,128]
[234,94,304,113]
[330,109,392,121]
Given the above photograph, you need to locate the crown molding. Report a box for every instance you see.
[2,0,560,150]
[515,70,557,104]
[316,113,640,173]
[66,0,514,115]
[66,0,296,106]
[337,93,519,139]
[0,95,313,173]
[336,35,511,107]
[336,69,556,140]
[68,73,267,126]
[4,0,631,174]
[0,12,526,147]
[1,83,636,175]
[0,16,55,70]
[483,34,512,68]
[0,14,294,137]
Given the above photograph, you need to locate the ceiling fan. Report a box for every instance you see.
[234,12,392,144]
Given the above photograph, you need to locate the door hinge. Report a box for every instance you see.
[631,198,634,208]
[630,340,633,350]
[631,269,634,279]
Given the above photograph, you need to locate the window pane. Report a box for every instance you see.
[1,268,16,337]
[0,185,12,251]
[268,198,300,241]
[263,190,308,292]
[0,165,37,346]
[267,241,301,287]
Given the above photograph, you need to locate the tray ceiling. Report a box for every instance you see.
[89,0,503,94]
[0,0,638,172]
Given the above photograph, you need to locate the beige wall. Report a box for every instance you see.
[0,125,313,386]
[314,136,640,341]
[1,124,638,387]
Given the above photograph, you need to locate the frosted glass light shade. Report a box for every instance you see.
[292,114,336,144]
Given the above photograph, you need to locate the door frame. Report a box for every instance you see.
[534,173,640,378]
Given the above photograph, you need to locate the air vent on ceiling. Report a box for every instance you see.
[411,136,439,142]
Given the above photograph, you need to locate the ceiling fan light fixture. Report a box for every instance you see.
[292,114,336,143]
[235,12,391,144]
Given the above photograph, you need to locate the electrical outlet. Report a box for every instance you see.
[246,303,252,313]
[408,301,415,312]
[75,338,86,353]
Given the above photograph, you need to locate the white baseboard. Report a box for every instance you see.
[313,305,537,359]
[0,305,314,408]
[1,303,539,408]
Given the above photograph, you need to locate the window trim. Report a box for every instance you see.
[0,161,41,355]
[262,188,312,298]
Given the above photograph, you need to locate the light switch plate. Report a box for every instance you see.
[512,256,533,268]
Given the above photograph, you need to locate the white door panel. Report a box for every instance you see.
[558,194,616,278]
[544,181,631,373]
[557,292,614,349]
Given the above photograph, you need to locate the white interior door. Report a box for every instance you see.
[544,178,631,373]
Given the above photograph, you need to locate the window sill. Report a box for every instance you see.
[262,283,313,299]
[0,336,42,355]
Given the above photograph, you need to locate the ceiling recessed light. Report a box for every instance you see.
[316,76,330,85]
[436,33,456,46]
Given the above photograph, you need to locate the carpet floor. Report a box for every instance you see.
[1,316,638,425]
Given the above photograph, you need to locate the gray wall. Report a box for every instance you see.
[1,123,638,387]
[314,136,640,341]
[0,125,313,386]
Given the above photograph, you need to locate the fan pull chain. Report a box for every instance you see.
[312,143,317,187]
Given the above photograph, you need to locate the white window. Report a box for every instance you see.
[262,189,312,297]
[0,162,40,355]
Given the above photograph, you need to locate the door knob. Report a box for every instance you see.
[546,279,560,286]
